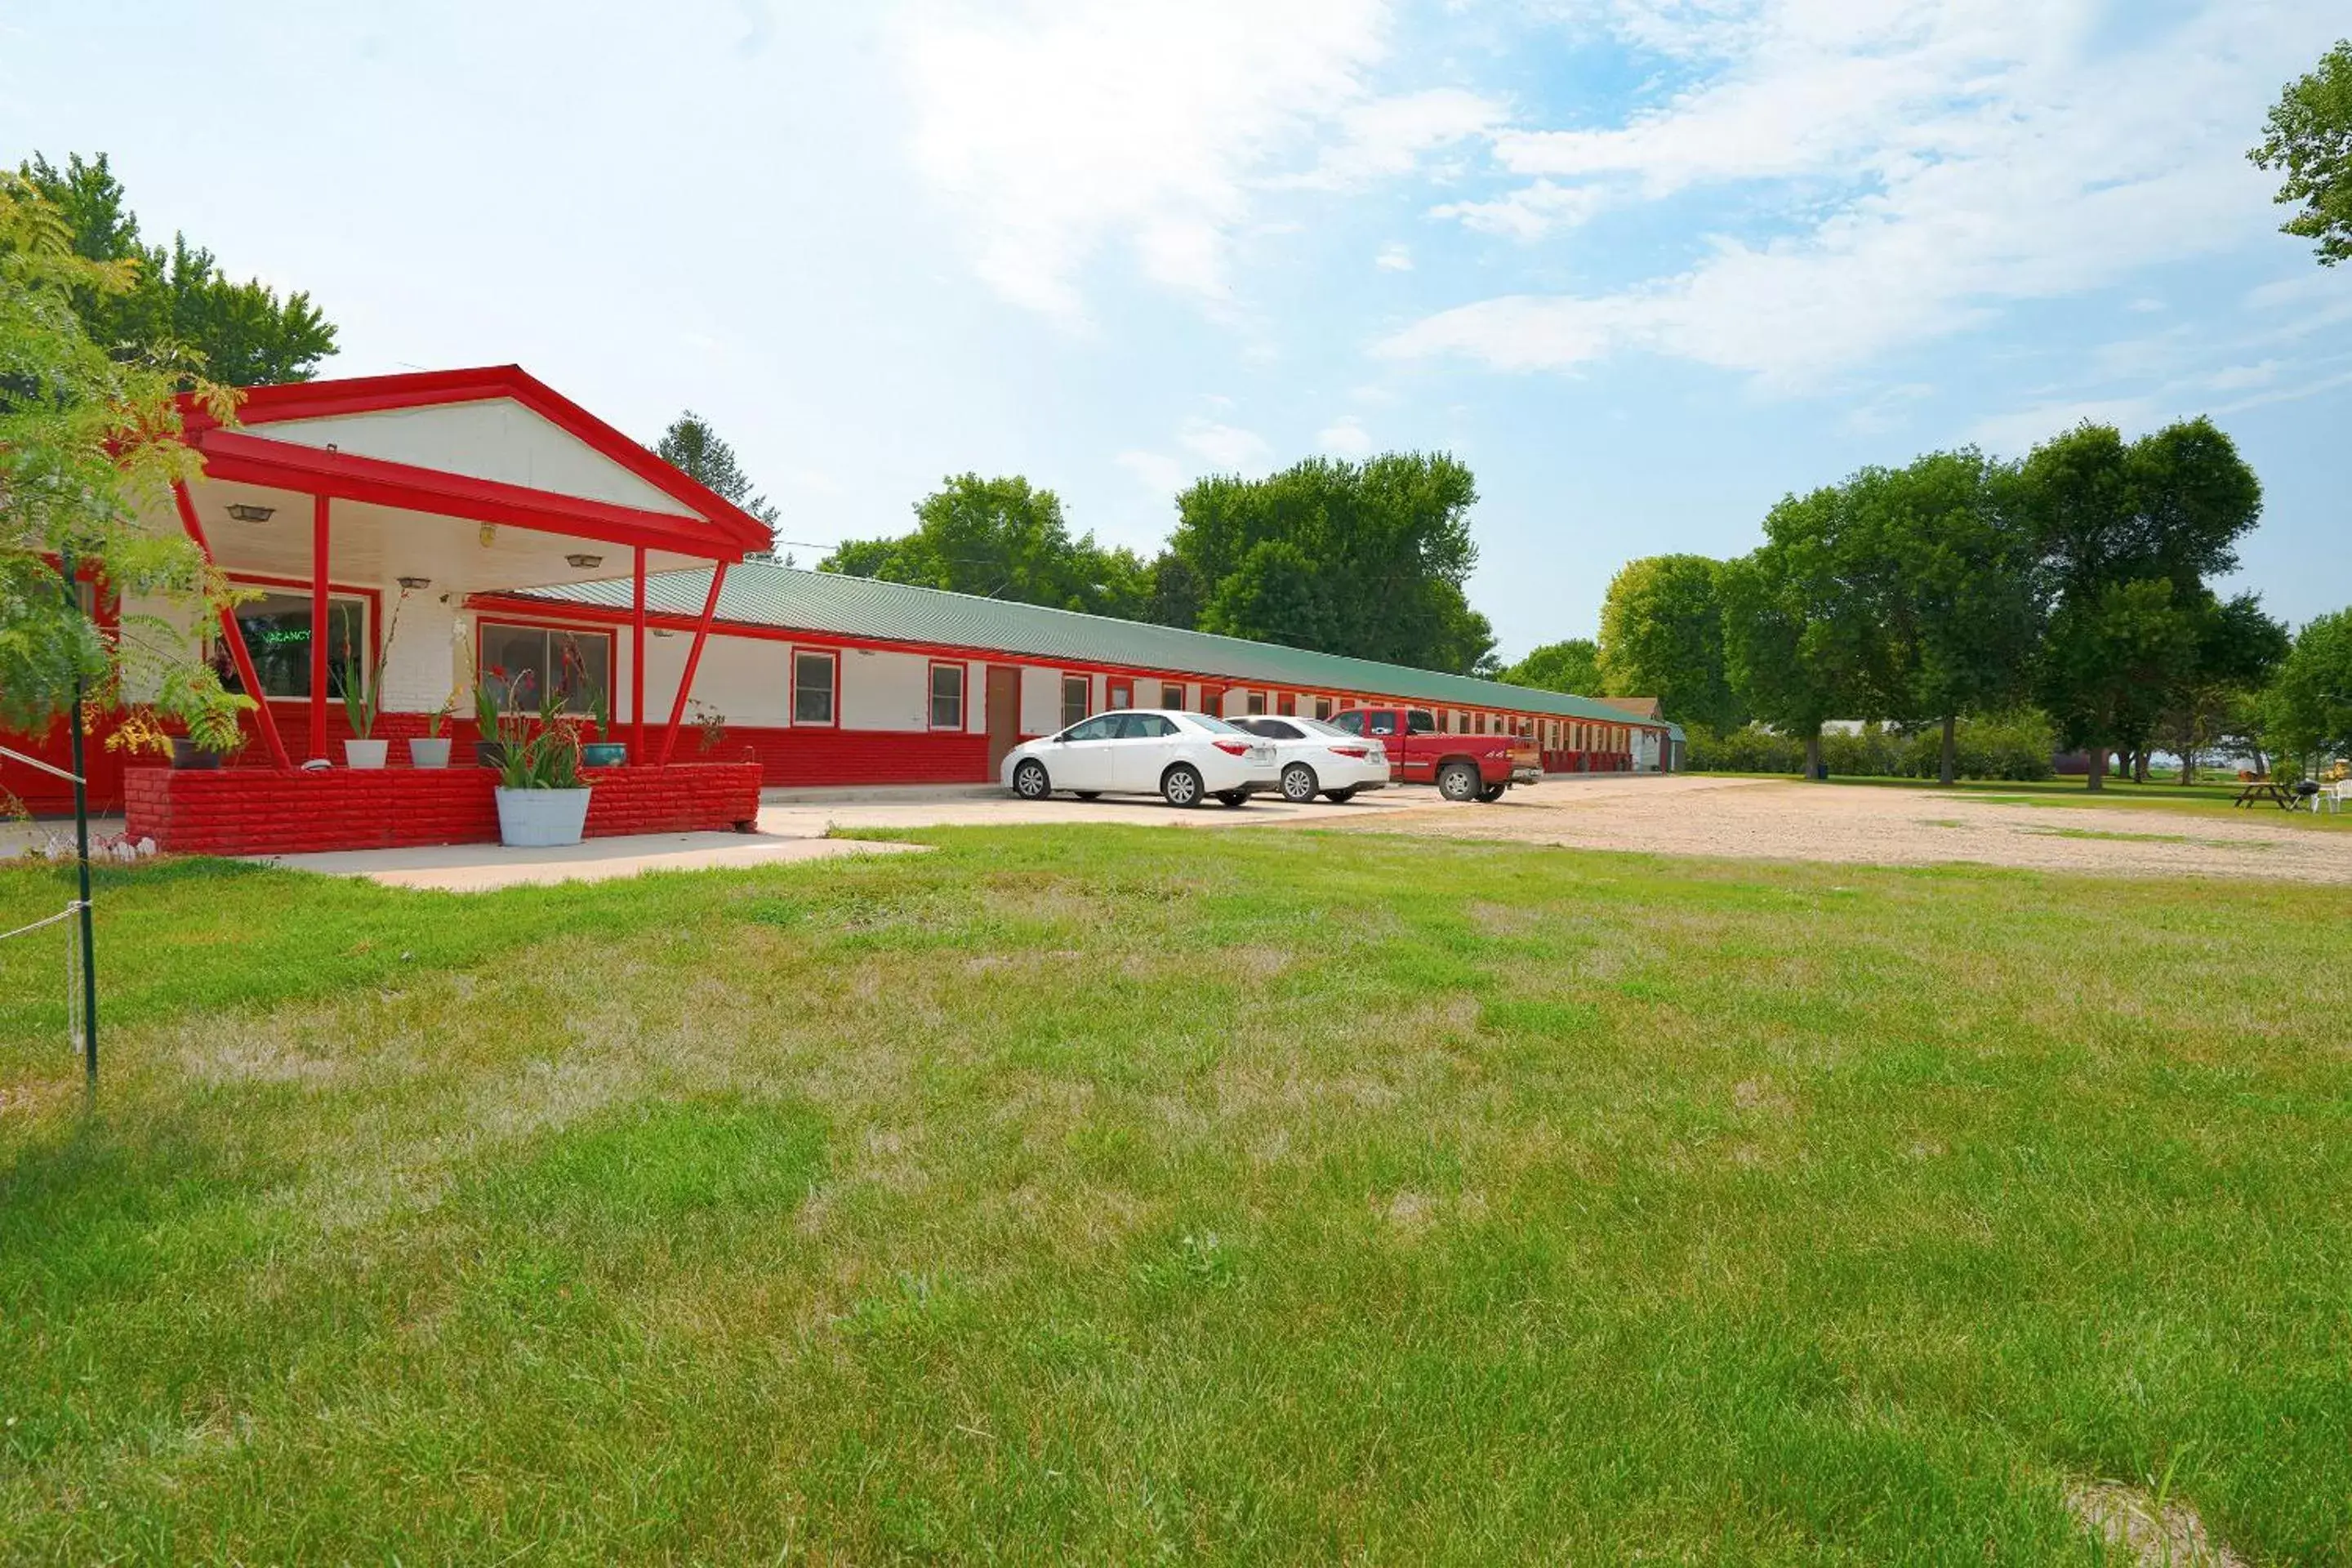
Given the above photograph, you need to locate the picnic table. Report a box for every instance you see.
[2234,779,2298,809]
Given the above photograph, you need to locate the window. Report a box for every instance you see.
[929,662,964,729]
[1366,711,1398,737]
[218,588,370,702]
[476,620,609,714]
[1313,696,1333,721]
[1406,710,1436,734]
[1062,715,1118,742]
[1118,713,1177,738]
[1108,679,1133,710]
[1245,691,1267,715]
[792,649,837,725]
[1333,711,1365,737]
[1161,679,1187,708]
[1061,674,1090,728]
[1178,711,1247,734]
[1276,693,1296,717]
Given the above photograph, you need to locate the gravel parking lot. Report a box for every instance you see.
[1335,773,2352,883]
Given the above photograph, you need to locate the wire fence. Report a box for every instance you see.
[0,898,90,1058]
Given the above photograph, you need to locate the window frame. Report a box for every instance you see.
[218,574,381,705]
[1107,679,1133,711]
[1245,691,1267,716]
[1060,673,1091,729]
[474,617,615,717]
[928,660,966,731]
[791,647,840,728]
[1312,696,1333,721]
[1160,678,1188,709]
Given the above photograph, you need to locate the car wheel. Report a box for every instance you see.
[1012,759,1051,800]
[1437,762,1480,801]
[1160,764,1204,808]
[1281,763,1318,803]
[1074,791,1102,800]
[1215,791,1250,808]
[1478,783,1508,803]
[1323,788,1356,804]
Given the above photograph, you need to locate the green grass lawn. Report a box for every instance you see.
[4,830,2349,1562]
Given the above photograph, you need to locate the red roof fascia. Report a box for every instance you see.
[179,365,772,554]
[193,428,747,559]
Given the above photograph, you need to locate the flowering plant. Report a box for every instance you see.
[489,670,584,791]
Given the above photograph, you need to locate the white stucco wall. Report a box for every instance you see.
[252,400,698,517]
[636,630,789,727]
[839,648,928,731]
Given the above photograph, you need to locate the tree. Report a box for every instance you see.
[2157,594,2288,782]
[2016,418,2263,790]
[1499,638,1601,697]
[1169,452,1495,675]
[1718,541,1845,779]
[822,473,1152,619]
[20,153,336,383]
[1594,555,1741,730]
[1,171,246,742]
[1143,550,1205,629]
[655,411,782,555]
[2265,608,2352,770]
[1876,450,2043,785]
[2250,40,2352,266]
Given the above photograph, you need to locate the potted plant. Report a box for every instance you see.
[492,674,595,847]
[157,667,255,769]
[473,667,510,769]
[581,682,626,768]
[409,698,454,769]
[334,601,400,768]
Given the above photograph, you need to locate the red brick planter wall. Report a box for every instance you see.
[123,762,763,856]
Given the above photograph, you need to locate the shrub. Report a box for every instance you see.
[1683,711,2056,780]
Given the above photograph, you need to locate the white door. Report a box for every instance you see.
[1105,713,1179,792]
[1050,715,1120,790]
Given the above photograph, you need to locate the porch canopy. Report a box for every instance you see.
[172,366,771,768]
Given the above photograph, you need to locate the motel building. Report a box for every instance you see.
[7,368,1681,856]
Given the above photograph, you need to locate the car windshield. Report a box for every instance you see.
[1180,712,1251,736]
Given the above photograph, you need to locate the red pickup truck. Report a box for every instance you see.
[1328,707,1541,802]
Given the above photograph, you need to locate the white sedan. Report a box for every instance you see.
[1231,715,1392,803]
[1003,710,1281,808]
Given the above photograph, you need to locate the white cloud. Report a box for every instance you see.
[1375,242,1414,271]
[1966,396,2157,455]
[2205,360,2281,391]
[1116,449,1185,493]
[1287,86,1512,188]
[1382,0,2340,385]
[1178,416,1272,470]
[1317,414,1374,456]
[897,0,1396,319]
[1429,178,1607,239]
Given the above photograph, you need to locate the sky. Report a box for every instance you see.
[5,0,2348,660]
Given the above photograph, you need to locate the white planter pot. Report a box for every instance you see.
[495,786,593,847]
[345,738,390,769]
[408,737,452,769]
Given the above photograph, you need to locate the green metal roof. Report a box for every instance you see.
[512,563,1683,740]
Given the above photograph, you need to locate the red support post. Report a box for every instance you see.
[630,546,648,761]
[310,493,331,762]
[657,562,728,766]
[170,480,292,770]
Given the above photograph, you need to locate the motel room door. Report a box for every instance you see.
[986,665,1022,776]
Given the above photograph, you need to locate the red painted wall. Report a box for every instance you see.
[122,761,762,857]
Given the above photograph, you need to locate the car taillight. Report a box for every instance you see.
[1213,740,1250,756]
[1331,745,1370,758]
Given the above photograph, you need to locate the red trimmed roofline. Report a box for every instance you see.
[177,365,772,555]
